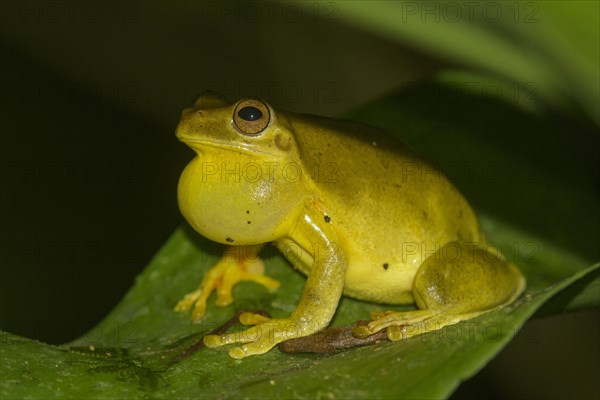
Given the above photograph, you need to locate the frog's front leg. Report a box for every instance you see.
[354,242,525,341]
[175,244,280,321]
[204,207,347,359]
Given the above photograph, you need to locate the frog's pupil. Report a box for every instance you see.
[238,106,262,121]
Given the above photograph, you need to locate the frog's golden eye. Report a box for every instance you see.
[233,99,270,135]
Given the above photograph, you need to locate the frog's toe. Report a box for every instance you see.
[191,301,209,321]
[228,346,247,359]
[353,310,434,338]
[204,323,261,348]
[227,341,275,359]
[352,324,374,338]
[215,278,235,307]
[233,257,281,291]
[174,289,201,312]
[371,311,433,334]
[239,312,271,325]
[175,289,212,321]
[370,310,398,319]
[386,325,403,341]
[352,320,393,338]
[369,310,433,331]
[352,323,403,340]
[215,263,280,307]
[203,333,231,348]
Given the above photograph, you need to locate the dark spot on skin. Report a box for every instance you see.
[306,290,320,303]
[246,210,250,214]
[422,211,428,220]
[324,215,331,223]
[247,221,251,224]
[226,237,234,243]
[383,263,389,270]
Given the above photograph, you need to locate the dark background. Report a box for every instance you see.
[1,2,598,399]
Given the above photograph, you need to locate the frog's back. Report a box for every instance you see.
[286,112,482,304]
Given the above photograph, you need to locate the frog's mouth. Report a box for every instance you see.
[177,136,282,157]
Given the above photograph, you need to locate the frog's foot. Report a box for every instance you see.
[174,256,280,321]
[238,311,272,326]
[353,310,480,341]
[204,317,320,359]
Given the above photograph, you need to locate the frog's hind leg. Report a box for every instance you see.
[353,242,525,341]
[355,309,482,341]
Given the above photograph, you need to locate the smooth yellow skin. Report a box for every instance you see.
[174,92,526,359]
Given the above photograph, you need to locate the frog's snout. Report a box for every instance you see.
[175,108,198,142]
[180,107,197,120]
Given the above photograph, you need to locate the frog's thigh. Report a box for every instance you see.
[355,242,524,341]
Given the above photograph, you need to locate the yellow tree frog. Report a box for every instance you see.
[174,92,525,359]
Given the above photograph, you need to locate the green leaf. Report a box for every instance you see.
[323,0,599,124]
[1,83,598,399]
[1,229,597,399]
